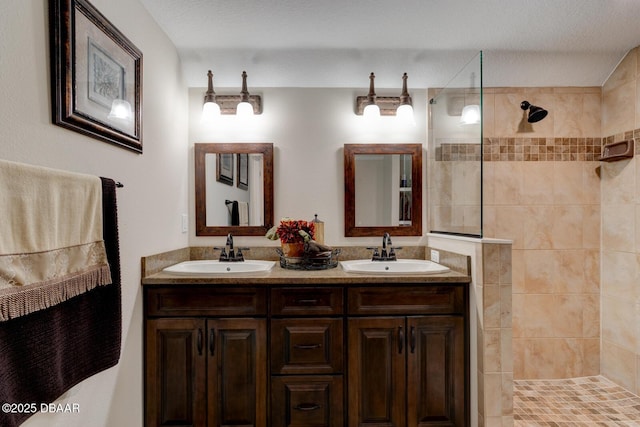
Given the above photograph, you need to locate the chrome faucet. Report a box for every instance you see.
[214,233,247,262]
[368,232,401,261]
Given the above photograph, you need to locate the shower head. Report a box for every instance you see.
[520,101,548,123]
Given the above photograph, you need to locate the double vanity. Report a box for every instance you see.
[142,246,471,427]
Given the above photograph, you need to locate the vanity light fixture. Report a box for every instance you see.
[460,104,481,125]
[202,70,221,120]
[355,72,414,118]
[458,71,481,125]
[396,73,415,125]
[362,72,380,118]
[236,71,255,117]
[200,70,263,118]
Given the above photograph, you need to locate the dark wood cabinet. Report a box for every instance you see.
[145,318,207,427]
[145,288,267,427]
[270,287,345,427]
[144,282,468,427]
[207,318,267,427]
[348,317,406,427]
[347,287,468,427]
[407,316,465,426]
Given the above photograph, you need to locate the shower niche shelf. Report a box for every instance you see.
[599,139,634,162]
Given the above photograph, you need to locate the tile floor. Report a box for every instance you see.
[514,376,640,426]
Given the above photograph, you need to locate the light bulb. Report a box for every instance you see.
[396,104,415,126]
[202,101,221,121]
[363,103,380,119]
[236,101,254,117]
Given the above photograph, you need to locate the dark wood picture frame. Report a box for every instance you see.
[344,143,423,237]
[216,153,234,185]
[237,153,249,190]
[50,0,143,153]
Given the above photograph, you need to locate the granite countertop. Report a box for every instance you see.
[141,246,471,286]
[142,263,470,286]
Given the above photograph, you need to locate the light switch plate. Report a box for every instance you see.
[430,249,440,263]
[181,214,188,233]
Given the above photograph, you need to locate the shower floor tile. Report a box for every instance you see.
[514,376,640,426]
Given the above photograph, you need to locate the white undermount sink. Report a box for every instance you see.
[163,260,275,275]
[340,259,450,275]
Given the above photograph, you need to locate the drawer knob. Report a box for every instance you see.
[294,403,321,411]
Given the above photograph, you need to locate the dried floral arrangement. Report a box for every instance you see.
[266,218,315,244]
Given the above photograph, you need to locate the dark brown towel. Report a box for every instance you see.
[0,177,122,427]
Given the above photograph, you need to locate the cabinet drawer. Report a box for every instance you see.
[271,375,343,427]
[271,287,343,316]
[146,287,267,316]
[271,318,343,374]
[348,286,464,315]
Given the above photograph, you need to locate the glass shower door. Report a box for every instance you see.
[428,51,483,237]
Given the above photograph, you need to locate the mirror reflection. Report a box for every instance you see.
[195,143,273,236]
[204,152,264,226]
[344,143,422,237]
[354,154,412,226]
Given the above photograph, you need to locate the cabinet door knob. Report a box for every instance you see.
[398,326,404,354]
[294,403,321,411]
[197,328,203,356]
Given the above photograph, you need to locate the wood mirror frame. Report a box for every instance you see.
[344,143,422,237]
[195,142,274,236]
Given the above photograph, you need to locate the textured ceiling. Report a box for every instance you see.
[139,0,640,89]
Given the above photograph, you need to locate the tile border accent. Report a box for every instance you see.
[484,137,602,161]
[435,128,640,161]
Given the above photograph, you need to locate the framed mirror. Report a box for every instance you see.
[195,143,274,236]
[344,143,422,237]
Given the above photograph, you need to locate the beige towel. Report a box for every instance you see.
[238,201,249,226]
[0,159,111,320]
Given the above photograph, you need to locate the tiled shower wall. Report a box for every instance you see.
[599,46,640,395]
[482,86,602,379]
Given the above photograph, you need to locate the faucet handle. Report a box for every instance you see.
[388,246,402,260]
[213,246,228,261]
[236,247,250,260]
[366,246,380,259]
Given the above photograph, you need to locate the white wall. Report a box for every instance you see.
[188,86,428,248]
[0,1,188,426]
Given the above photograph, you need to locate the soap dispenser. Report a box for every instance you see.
[312,214,324,244]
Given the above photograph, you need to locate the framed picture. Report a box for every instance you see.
[50,0,143,153]
[237,153,248,190]
[216,153,234,185]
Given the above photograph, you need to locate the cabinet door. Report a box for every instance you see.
[407,316,466,427]
[146,318,207,427]
[207,318,267,427]
[347,317,406,427]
